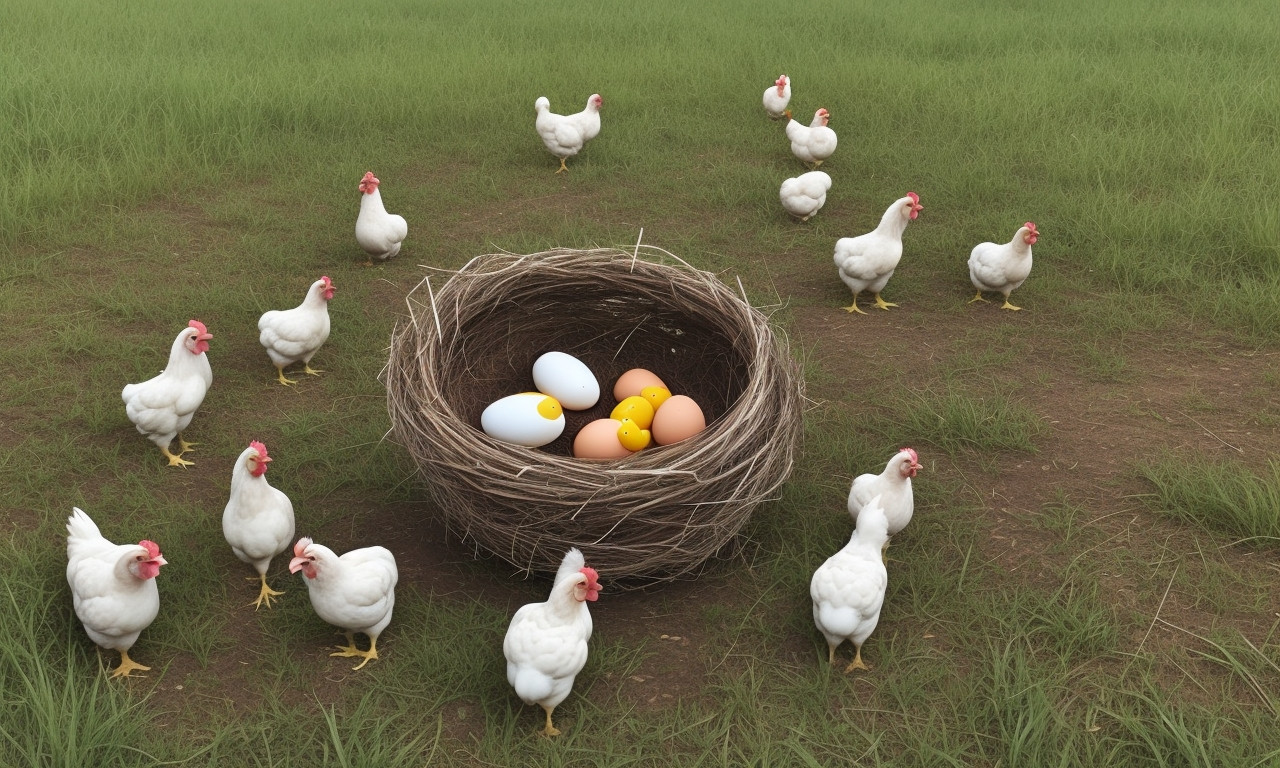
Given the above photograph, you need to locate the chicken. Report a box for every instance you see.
[222,441,295,610]
[763,74,791,119]
[121,320,213,467]
[258,276,335,386]
[780,170,832,222]
[834,192,924,314]
[66,507,167,678]
[289,537,397,670]
[785,108,837,169]
[968,222,1039,311]
[503,548,602,737]
[847,448,921,560]
[534,94,603,173]
[811,495,889,673]
[355,171,408,266]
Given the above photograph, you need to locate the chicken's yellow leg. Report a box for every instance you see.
[331,632,380,670]
[843,645,870,673]
[843,295,867,314]
[541,705,562,737]
[111,648,151,678]
[555,158,568,174]
[275,366,297,386]
[1000,298,1023,311]
[872,294,897,310]
[161,445,194,468]
[302,364,324,376]
[176,434,197,454]
[969,291,988,304]
[249,573,285,610]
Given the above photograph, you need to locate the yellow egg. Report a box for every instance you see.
[640,385,671,411]
[610,396,655,429]
[613,369,667,402]
[480,392,565,447]
[573,418,634,459]
[616,418,652,451]
[651,395,706,445]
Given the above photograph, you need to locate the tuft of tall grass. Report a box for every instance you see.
[1138,456,1280,544]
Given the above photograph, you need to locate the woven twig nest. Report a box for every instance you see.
[384,246,804,585]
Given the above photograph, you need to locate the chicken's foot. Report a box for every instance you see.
[248,574,285,610]
[274,366,298,386]
[843,298,867,315]
[1000,299,1023,311]
[111,648,151,678]
[303,364,324,377]
[843,646,870,673]
[540,705,562,737]
[176,435,198,454]
[161,446,194,468]
[872,294,897,310]
[555,158,568,174]
[331,632,379,670]
[968,291,988,304]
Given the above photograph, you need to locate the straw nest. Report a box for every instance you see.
[384,246,804,585]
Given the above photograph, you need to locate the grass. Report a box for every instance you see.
[2,0,1280,764]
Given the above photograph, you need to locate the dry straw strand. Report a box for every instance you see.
[384,247,804,585]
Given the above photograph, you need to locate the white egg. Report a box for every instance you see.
[532,351,600,411]
[481,392,565,447]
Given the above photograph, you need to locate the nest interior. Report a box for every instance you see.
[385,247,803,585]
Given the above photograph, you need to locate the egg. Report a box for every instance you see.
[640,385,672,412]
[481,392,565,447]
[532,352,600,411]
[573,418,635,459]
[612,368,667,402]
[651,395,706,445]
[610,395,655,429]
[616,418,652,451]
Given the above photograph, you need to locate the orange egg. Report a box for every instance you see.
[612,369,667,402]
[651,395,706,445]
[573,418,634,459]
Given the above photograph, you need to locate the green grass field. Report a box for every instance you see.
[3,0,1280,765]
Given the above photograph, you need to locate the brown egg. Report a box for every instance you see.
[651,395,706,446]
[612,369,667,403]
[573,418,635,459]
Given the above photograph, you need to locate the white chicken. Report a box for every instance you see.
[355,171,408,266]
[289,537,398,670]
[811,495,889,673]
[121,320,213,467]
[258,276,335,386]
[534,93,603,173]
[503,548,602,737]
[66,507,167,678]
[847,448,922,560]
[834,192,924,314]
[763,74,791,119]
[780,170,832,222]
[968,222,1039,311]
[222,440,295,610]
[785,108,837,169]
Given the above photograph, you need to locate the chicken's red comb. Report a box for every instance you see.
[1025,221,1038,232]
[139,540,162,559]
[321,276,333,289]
[188,319,210,337]
[907,192,919,205]
[293,537,312,558]
[250,440,270,461]
[361,171,378,185]
[900,447,919,464]
[580,566,601,601]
